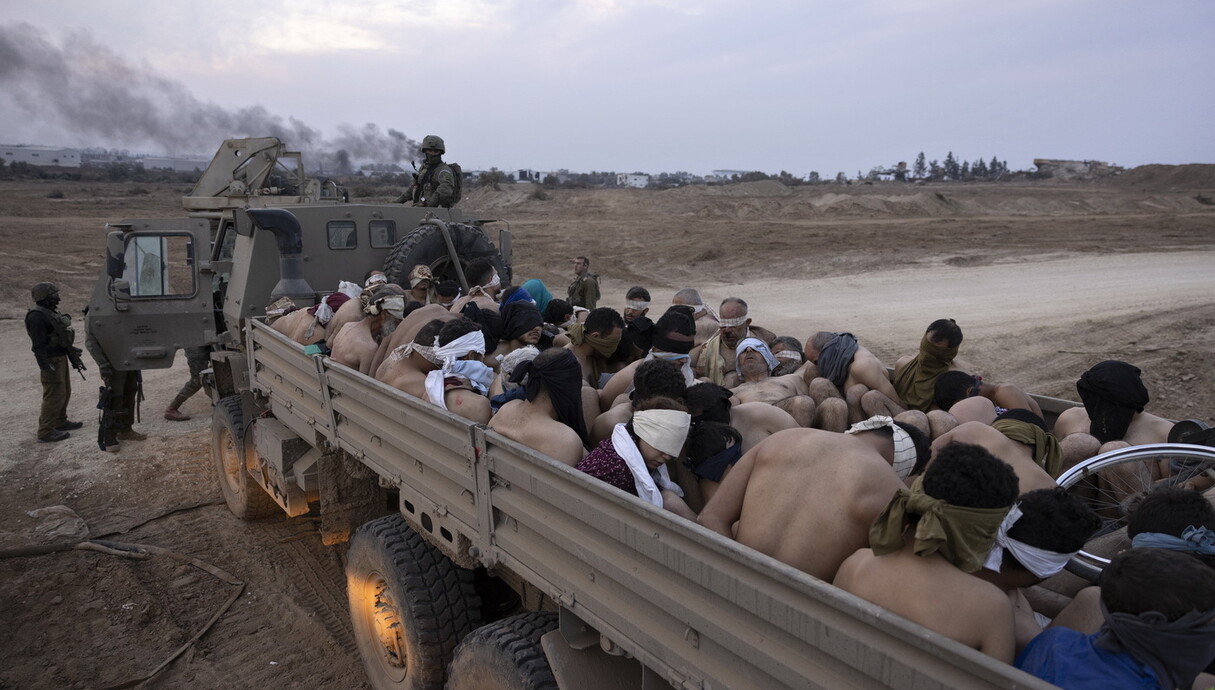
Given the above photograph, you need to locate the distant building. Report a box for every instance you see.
[1,145,81,168]
[512,169,541,182]
[1033,159,1123,181]
[706,169,749,182]
[616,173,650,188]
[142,156,210,173]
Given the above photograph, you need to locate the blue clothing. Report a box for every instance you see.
[1015,628,1159,690]
[521,280,553,314]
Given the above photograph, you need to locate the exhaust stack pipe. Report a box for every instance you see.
[246,208,315,301]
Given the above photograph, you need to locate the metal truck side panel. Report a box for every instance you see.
[244,320,1053,690]
[250,323,332,440]
[481,433,1054,690]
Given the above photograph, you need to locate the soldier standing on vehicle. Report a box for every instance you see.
[567,256,600,310]
[26,282,84,443]
[398,135,457,208]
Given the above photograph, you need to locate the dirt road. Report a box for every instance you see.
[1,173,1213,688]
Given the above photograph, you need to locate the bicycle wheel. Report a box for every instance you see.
[1055,442,1215,582]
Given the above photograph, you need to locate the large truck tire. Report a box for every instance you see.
[384,223,510,289]
[211,395,280,519]
[444,612,559,690]
[348,514,483,690]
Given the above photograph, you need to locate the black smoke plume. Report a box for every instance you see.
[0,23,419,170]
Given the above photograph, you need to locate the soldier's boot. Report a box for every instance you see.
[38,429,70,443]
[117,428,147,442]
[164,407,191,422]
[102,429,120,453]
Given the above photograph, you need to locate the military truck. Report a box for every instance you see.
[83,138,1075,689]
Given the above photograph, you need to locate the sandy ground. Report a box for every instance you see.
[0,170,1213,688]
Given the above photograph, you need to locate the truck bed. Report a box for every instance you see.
[247,319,1055,689]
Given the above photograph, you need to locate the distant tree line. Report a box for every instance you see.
[0,158,203,183]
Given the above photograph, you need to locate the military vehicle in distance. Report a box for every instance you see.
[86,138,1060,689]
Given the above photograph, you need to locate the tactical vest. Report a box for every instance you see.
[30,305,75,350]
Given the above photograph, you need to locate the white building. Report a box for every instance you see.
[1,145,81,168]
[616,173,650,188]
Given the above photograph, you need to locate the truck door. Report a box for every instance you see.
[87,218,216,371]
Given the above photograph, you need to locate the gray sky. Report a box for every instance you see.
[2,0,1212,175]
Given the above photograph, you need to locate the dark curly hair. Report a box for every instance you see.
[632,359,688,407]
[922,441,1017,509]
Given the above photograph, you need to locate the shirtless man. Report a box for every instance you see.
[893,318,963,412]
[833,442,1020,662]
[969,487,1100,651]
[893,318,969,438]
[697,427,908,582]
[933,370,1043,425]
[591,359,688,445]
[450,258,502,313]
[329,285,408,375]
[685,382,798,454]
[769,336,806,376]
[371,304,456,378]
[931,417,1060,494]
[599,310,696,411]
[671,287,719,346]
[270,281,360,346]
[731,338,845,431]
[689,297,776,385]
[435,280,460,309]
[406,264,434,305]
[1053,360,1174,471]
[377,317,492,423]
[564,307,624,388]
[488,348,589,466]
[805,331,906,425]
[326,275,392,344]
[619,285,654,362]
[488,301,545,370]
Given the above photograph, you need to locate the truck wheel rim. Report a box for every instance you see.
[219,429,242,494]
[364,569,408,680]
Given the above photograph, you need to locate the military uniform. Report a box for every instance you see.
[568,272,600,310]
[402,134,457,208]
[25,283,83,441]
[411,159,457,208]
[84,313,142,450]
[165,346,210,420]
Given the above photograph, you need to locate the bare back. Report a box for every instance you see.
[489,400,586,466]
[372,305,456,379]
[932,422,1057,494]
[330,320,378,374]
[834,545,1015,662]
[846,346,901,403]
[700,429,902,582]
[271,309,325,345]
[730,402,798,452]
[325,298,364,342]
[1054,406,1173,445]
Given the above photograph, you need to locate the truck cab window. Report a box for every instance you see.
[328,221,357,249]
[123,234,196,297]
[369,219,396,248]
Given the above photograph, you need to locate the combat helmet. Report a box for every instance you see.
[31,282,59,302]
[421,135,445,154]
